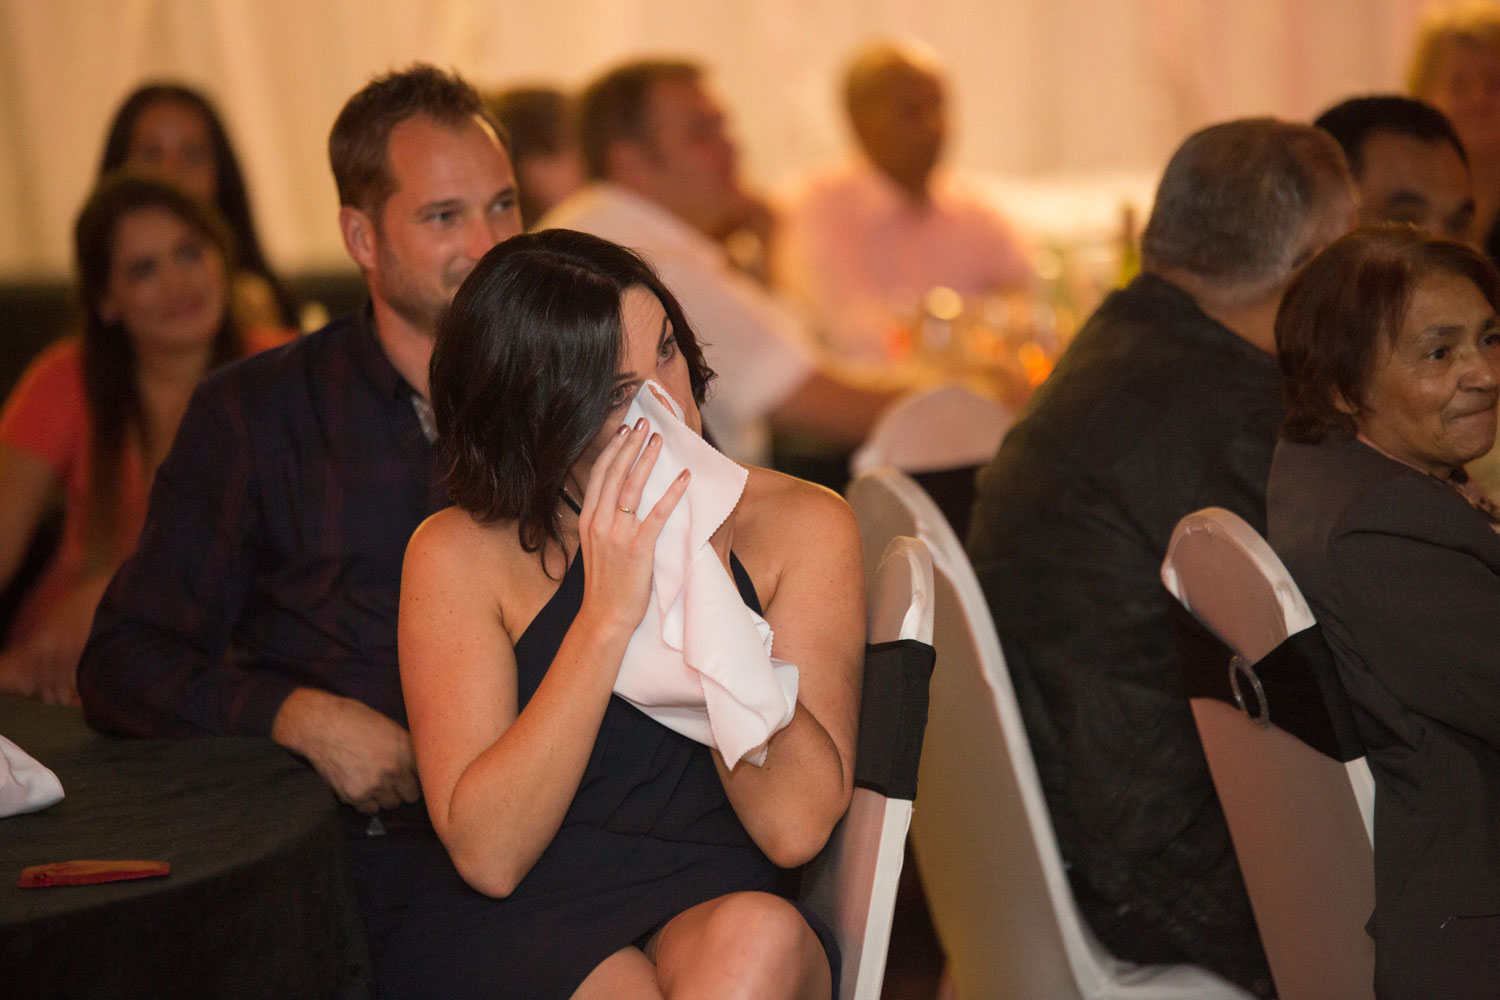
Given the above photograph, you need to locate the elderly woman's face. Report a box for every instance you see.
[1355,271,1500,476]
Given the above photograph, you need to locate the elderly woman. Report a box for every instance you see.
[385,229,861,999]
[1268,224,1500,997]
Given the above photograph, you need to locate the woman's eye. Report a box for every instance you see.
[608,385,630,408]
[1427,346,1450,362]
[658,335,678,361]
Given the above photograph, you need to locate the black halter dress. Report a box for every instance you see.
[379,549,838,999]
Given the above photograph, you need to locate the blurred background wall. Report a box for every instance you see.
[0,0,1430,279]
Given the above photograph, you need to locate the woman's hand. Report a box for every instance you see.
[575,418,690,636]
[0,573,112,706]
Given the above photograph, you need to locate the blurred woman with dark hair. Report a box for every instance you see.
[100,82,298,329]
[0,175,289,704]
[1269,224,1500,997]
[388,228,860,999]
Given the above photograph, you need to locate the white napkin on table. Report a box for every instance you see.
[611,382,798,768]
[0,734,64,817]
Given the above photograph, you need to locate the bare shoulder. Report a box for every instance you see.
[404,507,524,596]
[736,466,861,563]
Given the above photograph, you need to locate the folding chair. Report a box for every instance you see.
[1162,507,1376,1000]
[800,535,936,1000]
[848,468,1254,1000]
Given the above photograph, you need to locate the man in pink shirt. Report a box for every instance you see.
[777,41,1035,362]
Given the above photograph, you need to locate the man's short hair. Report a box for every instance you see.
[328,64,502,219]
[1141,118,1351,306]
[842,39,943,120]
[1314,95,1467,176]
[1409,0,1500,97]
[577,59,703,180]
[486,86,573,163]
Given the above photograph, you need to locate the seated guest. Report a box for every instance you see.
[967,118,1356,996]
[77,65,520,977]
[776,40,1034,362]
[0,175,288,705]
[1269,225,1500,999]
[1410,3,1500,264]
[542,59,904,465]
[386,229,858,998]
[1315,94,1475,241]
[100,82,298,329]
[485,85,586,228]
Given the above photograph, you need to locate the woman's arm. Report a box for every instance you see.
[400,423,690,896]
[0,444,71,704]
[0,444,58,594]
[713,477,865,867]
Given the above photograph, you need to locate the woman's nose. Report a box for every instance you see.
[1461,347,1500,390]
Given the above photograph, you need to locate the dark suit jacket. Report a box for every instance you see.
[1268,437,1500,999]
[969,273,1274,994]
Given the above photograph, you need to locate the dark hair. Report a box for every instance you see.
[578,59,702,180]
[1313,95,1468,175]
[485,86,577,224]
[1276,223,1500,443]
[74,173,241,566]
[1142,118,1352,306]
[431,229,715,559]
[329,64,503,220]
[100,82,297,327]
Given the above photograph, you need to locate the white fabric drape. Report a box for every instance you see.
[0,0,1430,279]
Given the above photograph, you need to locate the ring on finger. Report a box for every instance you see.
[617,505,636,515]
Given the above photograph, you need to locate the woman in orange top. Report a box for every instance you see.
[0,174,291,704]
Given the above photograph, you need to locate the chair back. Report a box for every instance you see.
[800,535,935,1000]
[1162,508,1376,1000]
[850,384,1011,478]
[848,468,1252,1000]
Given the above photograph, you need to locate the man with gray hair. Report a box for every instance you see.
[967,118,1355,995]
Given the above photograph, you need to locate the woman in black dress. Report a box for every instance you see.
[391,229,862,999]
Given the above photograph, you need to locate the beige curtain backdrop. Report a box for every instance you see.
[0,0,1430,279]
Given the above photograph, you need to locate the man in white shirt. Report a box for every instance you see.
[542,59,899,464]
[777,41,1035,362]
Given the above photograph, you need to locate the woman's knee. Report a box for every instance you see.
[682,892,828,998]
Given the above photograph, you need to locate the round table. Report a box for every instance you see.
[0,697,370,999]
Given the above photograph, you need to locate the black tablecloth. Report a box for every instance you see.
[0,697,371,999]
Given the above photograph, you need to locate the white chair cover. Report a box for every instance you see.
[799,535,934,1000]
[848,468,1254,1000]
[1162,507,1377,1000]
[850,384,1013,476]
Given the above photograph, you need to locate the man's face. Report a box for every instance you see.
[368,114,520,335]
[853,64,947,194]
[635,77,744,237]
[1423,39,1500,160]
[1356,130,1475,243]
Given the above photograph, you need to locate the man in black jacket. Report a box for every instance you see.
[967,118,1355,997]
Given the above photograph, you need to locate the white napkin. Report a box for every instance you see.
[0,734,64,818]
[611,382,798,768]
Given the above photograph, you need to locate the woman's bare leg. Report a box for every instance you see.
[572,946,665,1000]
[647,891,830,1000]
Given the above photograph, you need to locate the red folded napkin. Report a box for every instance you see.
[18,860,171,887]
